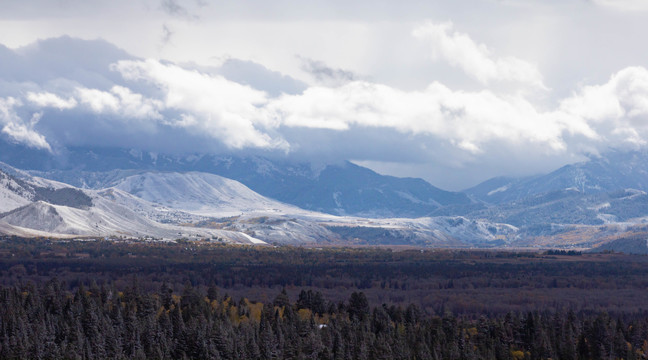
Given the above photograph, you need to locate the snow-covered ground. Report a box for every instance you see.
[0,171,33,212]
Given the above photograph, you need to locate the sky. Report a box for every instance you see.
[1,0,648,190]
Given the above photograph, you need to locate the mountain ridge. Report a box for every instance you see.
[9,142,472,218]
[466,149,648,204]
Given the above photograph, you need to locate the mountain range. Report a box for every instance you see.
[8,143,472,218]
[466,149,648,204]
[3,137,648,252]
[0,161,512,247]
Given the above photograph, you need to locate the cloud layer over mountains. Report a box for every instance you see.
[1,1,647,189]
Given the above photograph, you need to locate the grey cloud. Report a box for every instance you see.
[0,37,304,154]
[160,24,174,46]
[176,58,307,97]
[298,57,357,86]
[3,36,648,190]
[277,124,578,190]
[216,59,307,96]
[279,126,437,164]
[0,37,164,102]
[5,37,134,90]
[160,0,203,21]
[34,110,229,154]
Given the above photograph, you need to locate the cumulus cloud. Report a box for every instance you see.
[269,65,648,159]
[559,66,648,146]
[413,21,546,89]
[26,92,77,110]
[269,81,578,154]
[0,97,20,121]
[4,33,648,188]
[112,59,287,149]
[0,98,51,151]
[10,58,648,168]
[76,85,163,120]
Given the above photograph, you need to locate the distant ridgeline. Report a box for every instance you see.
[6,138,648,250]
[0,141,472,218]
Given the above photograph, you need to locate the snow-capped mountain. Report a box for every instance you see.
[0,164,519,247]
[0,167,267,244]
[0,170,32,213]
[102,170,515,245]
[466,149,648,204]
[0,196,264,244]
[9,145,648,251]
[110,171,309,217]
[199,157,472,218]
[9,141,472,218]
[458,150,648,250]
[0,167,92,213]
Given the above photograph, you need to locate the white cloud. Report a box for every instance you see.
[76,86,163,119]
[412,21,546,89]
[110,85,164,119]
[268,66,648,165]
[76,87,120,113]
[26,92,77,110]
[3,32,648,188]
[112,59,287,150]
[0,97,20,121]
[0,99,51,151]
[7,53,648,179]
[559,66,648,146]
[96,58,648,163]
[269,81,575,154]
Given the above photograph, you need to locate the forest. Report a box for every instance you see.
[2,236,648,359]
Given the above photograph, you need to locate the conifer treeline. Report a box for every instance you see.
[1,279,648,359]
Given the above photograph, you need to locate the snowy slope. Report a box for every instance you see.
[111,171,309,217]
[93,187,207,224]
[0,198,266,244]
[99,171,519,245]
[0,165,528,247]
[319,215,517,246]
[0,168,267,244]
[0,220,77,238]
[0,170,33,212]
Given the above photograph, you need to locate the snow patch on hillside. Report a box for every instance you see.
[487,185,509,196]
[240,232,267,244]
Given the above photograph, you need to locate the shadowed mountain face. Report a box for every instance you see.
[201,158,472,218]
[2,141,472,218]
